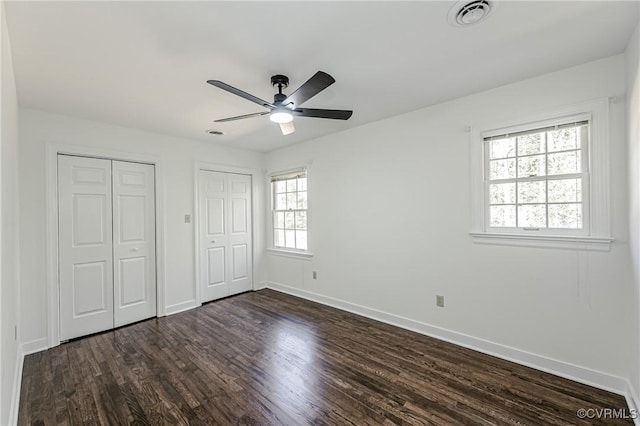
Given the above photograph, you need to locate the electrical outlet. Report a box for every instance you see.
[312,271,318,280]
[184,214,191,224]
[436,295,445,308]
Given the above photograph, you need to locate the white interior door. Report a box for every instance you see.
[199,170,252,303]
[112,161,156,327]
[58,155,114,340]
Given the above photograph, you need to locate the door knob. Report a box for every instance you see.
[130,248,139,252]
[211,240,216,244]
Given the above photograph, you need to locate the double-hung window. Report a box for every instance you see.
[271,169,308,251]
[484,116,589,234]
[472,99,612,250]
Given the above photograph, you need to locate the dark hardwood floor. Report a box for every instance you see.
[19,289,632,425]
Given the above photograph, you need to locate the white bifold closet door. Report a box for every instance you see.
[58,155,156,341]
[112,160,156,327]
[58,156,114,340]
[199,170,252,303]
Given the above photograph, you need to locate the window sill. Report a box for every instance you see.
[469,232,614,251]
[266,248,314,260]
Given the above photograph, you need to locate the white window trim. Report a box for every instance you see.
[266,164,314,259]
[469,98,614,251]
[266,247,314,260]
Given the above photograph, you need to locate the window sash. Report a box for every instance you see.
[271,169,308,251]
[483,120,590,234]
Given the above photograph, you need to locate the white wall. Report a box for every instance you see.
[18,108,265,346]
[626,22,640,403]
[265,55,634,388]
[1,3,21,425]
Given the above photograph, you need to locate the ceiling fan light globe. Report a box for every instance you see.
[270,110,293,124]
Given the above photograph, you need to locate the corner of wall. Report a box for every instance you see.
[2,3,23,424]
[7,348,23,426]
[625,378,640,425]
[625,19,640,412]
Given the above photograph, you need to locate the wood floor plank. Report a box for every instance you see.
[18,289,633,425]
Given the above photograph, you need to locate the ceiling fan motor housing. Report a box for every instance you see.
[271,75,290,104]
[270,74,289,89]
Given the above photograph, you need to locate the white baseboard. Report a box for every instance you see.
[9,338,51,424]
[625,380,640,425]
[22,338,48,356]
[265,281,628,397]
[165,299,200,316]
[8,346,23,426]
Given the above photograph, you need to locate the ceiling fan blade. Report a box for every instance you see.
[207,80,274,109]
[279,121,296,135]
[283,71,335,107]
[214,111,270,123]
[292,108,353,120]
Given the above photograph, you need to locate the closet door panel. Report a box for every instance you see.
[227,173,252,295]
[58,155,114,340]
[199,170,230,302]
[112,161,156,327]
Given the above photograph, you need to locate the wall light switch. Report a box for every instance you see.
[184,214,191,224]
[312,271,318,280]
[436,295,445,308]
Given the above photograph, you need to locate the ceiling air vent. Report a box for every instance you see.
[205,129,224,136]
[448,0,494,27]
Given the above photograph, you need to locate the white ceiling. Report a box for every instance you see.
[5,1,639,152]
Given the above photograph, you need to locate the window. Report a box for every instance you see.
[470,98,613,250]
[271,169,308,251]
[484,119,589,234]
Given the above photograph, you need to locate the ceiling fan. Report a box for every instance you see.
[207,71,353,135]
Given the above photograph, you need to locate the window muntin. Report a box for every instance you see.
[484,120,589,232]
[272,170,307,250]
